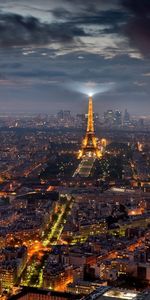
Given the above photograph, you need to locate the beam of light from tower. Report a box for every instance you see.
[63,81,115,97]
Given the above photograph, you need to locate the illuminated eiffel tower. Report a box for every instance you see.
[78,96,101,159]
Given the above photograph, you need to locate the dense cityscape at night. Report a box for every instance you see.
[0,97,150,300]
[0,0,150,299]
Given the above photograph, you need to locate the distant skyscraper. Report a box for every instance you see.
[104,110,114,126]
[76,114,86,128]
[123,109,130,125]
[114,110,122,126]
[63,110,71,121]
[57,110,64,120]
[57,110,71,121]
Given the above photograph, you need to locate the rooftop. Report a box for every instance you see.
[9,287,82,300]
[84,287,150,300]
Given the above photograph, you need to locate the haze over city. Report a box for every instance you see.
[0,0,150,114]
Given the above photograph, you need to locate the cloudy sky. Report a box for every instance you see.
[0,0,150,115]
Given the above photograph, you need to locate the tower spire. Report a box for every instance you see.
[78,96,101,159]
[87,96,94,133]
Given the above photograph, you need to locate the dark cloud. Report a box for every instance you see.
[51,8,71,19]
[64,0,120,9]
[0,13,87,47]
[52,8,128,27]
[122,0,150,56]
[122,0,150,15]
[52,8,129,37]
[11,69,67,79]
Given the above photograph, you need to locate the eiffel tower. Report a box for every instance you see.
[78,96,101,158]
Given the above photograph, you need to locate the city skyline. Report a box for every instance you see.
[0,0,150,114]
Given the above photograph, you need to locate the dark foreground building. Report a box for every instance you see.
[9,287,83,300]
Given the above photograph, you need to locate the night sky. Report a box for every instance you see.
[0,0,150,115]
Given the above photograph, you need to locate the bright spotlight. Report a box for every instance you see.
[64,81,115,97]
[88,92,93,97]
